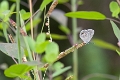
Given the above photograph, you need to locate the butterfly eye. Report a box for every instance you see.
[80,29,94,43]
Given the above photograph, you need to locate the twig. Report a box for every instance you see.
[20,1,29,8]
[117,0,120,6]
[29,0,35,60]
[46,0,58,17]
[106,18,120,24]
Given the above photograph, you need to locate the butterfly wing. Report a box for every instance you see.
[80,29,94,43]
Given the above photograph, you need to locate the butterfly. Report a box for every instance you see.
[79,29,94,44]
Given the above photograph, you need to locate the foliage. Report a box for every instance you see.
[0,0,120,80]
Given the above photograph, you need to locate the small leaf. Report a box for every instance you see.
[20,9,26,14]
[109,1,119,12]
[65,11,106,20]
[45,42,59,54]
[26,19,41,31]
[109,1,120,18]
[22,12,30,20]
[93,39,119,51]
[45,53,58,63]
[0,0,9,12]
[110,20,120,40]
[45,42,59,63]
[20,12,27,33]
[36,33,46,44]
[26,36,36,51]
[112,9,120,18]
[20,9,30,20]
[40,0,53,11]
[47,33,67,40]
[10,3,15,12]
[35,41,50,53]
[2,10,10,15]
[2,22,9,42]
[52,66,71,78]
[53,62,64,70]
[4,64,35,78]
[0,43,24,59]
[59,25,70,34]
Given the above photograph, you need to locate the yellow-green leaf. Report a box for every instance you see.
[110,20,120,40]
[65,11,106,20]
[40,0,52,11]
[93,39,119,51]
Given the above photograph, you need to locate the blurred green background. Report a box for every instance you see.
[0,0,120,80]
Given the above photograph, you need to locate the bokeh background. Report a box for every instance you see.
[0,0,120,80]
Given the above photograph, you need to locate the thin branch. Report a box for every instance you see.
[33,0,37,7]
[106,18,120,24]
[24,9,40,27]
[20,1,29,8]
[28,0,35,62]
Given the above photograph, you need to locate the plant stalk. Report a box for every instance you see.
[28,0,41,80]
[16,0,22,63]
[71,0,78,80]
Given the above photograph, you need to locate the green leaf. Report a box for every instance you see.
[110,20,120,40]
[53,62,64,70]
[20,9,26,14]
[4,64,35,78]
[109,1,120,18]
[45,42,59,63]
[109,1,119,12]
[36,33,46,44]
[52,66,71,78]
[2,22,9,42]
[20,11,27,33]
[45,42,59,54]
[59,25,70,34]
[10,3,15,12]
[26,19,41,31]
[0,1,9,19]
[35,41,50,54]
[58,0,69,4]
[112,9,120,18]
[40,0,53,11]
[46,33,67,40]
[2,10,10,15]
[0,0,9,12]
[65,11,106,20]
[45,53,58,63]
[20,9,30,20]
[26,36,36,51]
[0,43,24,59]
[22,12,30,20]
[50,34,67,40]
[93,39,119,51]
